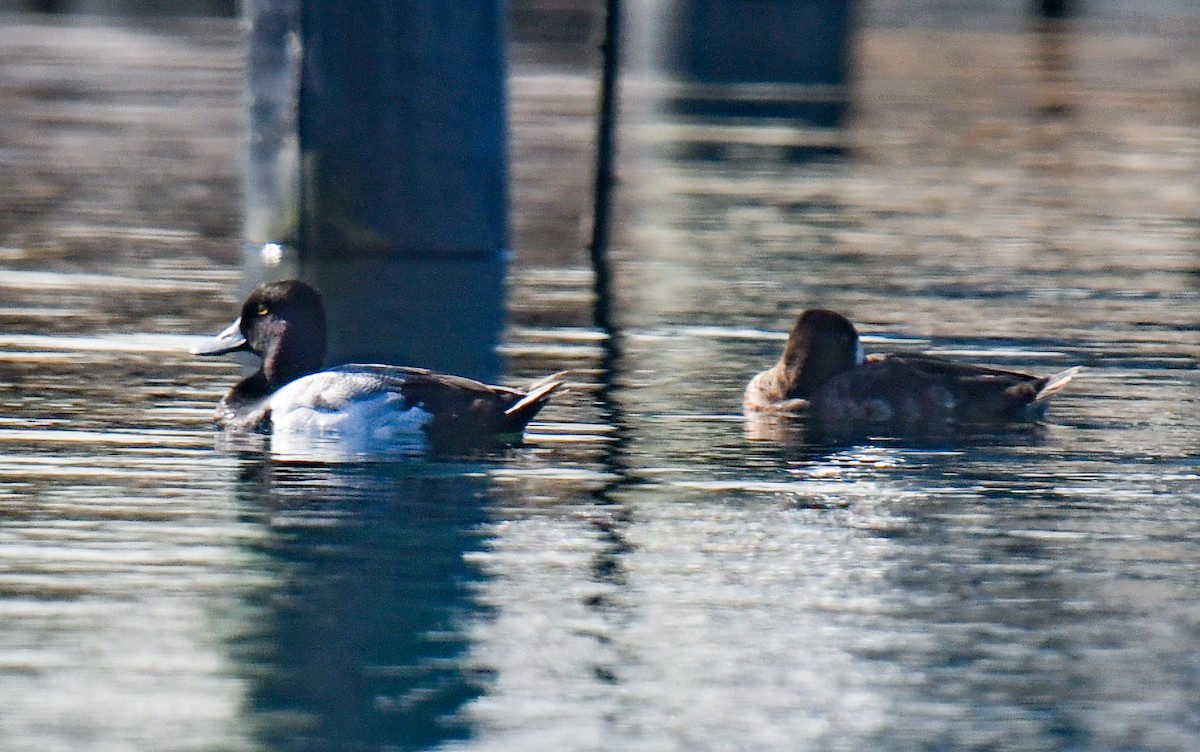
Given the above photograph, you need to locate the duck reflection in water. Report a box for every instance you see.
[194,280,564,457]
[230,459,493,750]
[745,309,1080,441]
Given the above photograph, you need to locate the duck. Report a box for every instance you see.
[193,279,564,452]
[744,309,1080,425]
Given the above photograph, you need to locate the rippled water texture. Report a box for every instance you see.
[1,11,1199,752]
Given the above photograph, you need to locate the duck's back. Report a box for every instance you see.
[811,353,1052,424]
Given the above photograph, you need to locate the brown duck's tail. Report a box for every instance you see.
[1034,366,1082,403]
[504,371,569,423]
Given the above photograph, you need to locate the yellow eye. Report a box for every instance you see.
[257,304,270,316]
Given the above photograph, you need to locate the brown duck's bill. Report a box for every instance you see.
[192,317,249,356]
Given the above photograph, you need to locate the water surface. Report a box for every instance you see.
[0,13,1198,752]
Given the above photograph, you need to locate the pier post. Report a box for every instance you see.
[245,0,508,379]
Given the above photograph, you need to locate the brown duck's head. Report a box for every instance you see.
[779,308,864,398]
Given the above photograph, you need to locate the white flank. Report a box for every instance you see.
[265,371,435,460]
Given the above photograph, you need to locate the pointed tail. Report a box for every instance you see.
[504,371,568,420]
[1035,366,1082,403]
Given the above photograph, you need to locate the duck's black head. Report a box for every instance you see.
[780,309,863,398]
[194,279,327,389]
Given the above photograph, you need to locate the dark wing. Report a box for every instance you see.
[871,353,1047,421]
[335,364,519,396]
[332,364,559,441]
[813,353,1047,423]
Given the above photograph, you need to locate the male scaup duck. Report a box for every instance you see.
[744,309,1080,425]
[194,280,564,452]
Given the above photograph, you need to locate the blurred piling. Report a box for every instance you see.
[244,0,509,378]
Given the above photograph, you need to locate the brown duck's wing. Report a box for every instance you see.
[872,353,1048,421]
[874,352,1040,381]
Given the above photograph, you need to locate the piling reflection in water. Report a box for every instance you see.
[229,459,493,750]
